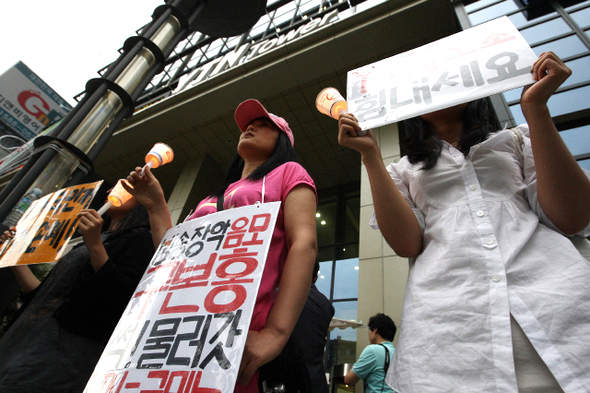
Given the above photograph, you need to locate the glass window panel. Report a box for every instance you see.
[546,85,590,115]
[187,56,201,69]
[250,15,271,38]
[275,3,296,26]
[330,301,359,343]
[316,260,333,299]
[317,247,334,263]
[333,258,359,299]
[468,1,520,26]
[571,5,590,28]
[560,125,590,157]
[317,201,337,245]
[344,196,360,243]
[226,35,241,48]
[504,56,590,99]
[519,18,572,45]
[579,158,590,170]
[503,86,522,103]
[532,34,587,59]
[507,11,530,28]
[509,103,526,124]
[509,85,590,123]
[336,243,358,261]
[563,56,590,88]
[465,0,504,13]
[565,0,590,10]
[205,41,222,58]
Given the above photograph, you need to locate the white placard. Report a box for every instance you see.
[84,202,280,393]
[347,16,537,130]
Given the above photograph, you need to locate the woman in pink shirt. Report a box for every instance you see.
[125,99,318,392]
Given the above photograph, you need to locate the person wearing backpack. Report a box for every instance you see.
[345,313,396,393]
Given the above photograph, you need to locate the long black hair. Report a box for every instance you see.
[403,99,496,170]
[104,202,150,236]
[210,131,297,198]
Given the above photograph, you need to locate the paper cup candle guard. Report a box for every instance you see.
[140,143,174,175]
[316,87,366,136]
[97,179,134,215]
[316,87,347,119]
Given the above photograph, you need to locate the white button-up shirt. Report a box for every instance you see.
[374,126,590,392]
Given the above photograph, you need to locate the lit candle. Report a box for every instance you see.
[139,143,174,176]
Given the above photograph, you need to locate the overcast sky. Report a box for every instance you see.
[0,0,164,106]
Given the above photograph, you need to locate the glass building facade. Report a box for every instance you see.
[455,0,590,170]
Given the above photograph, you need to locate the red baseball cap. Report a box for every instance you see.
[234,99,294,146]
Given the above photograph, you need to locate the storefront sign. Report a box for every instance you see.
[84,202,280,393]
[347,16,537,130]
[0,181,102,268]
[0,61,72,140]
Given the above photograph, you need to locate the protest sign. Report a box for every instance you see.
[84,202,280,393]
[347,16,537,130]
[0,181,102,268]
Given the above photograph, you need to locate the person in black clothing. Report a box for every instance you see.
[259,261,334,393]
[292,261,335,393]
[0,194,154,393]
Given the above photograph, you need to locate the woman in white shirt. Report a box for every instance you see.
[338,51,590,392]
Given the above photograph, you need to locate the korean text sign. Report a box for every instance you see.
[84,202,280,393]
[0,181,102,268]
[347,16,537,130]
[0,61,72,140]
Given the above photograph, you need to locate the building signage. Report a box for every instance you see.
[84,202,280,393]
[347,16,537,130]
[0,61,72,140]
[176,10,339,93]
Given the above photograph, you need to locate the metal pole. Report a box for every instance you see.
[0,1,206,222]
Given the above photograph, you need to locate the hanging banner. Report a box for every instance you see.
[0,181,103,268]
[84,202,280,393]
[347,16,537,130]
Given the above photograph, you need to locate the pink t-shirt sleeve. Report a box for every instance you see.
[277,161,317,204]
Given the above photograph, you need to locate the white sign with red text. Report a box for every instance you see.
[347,16,537,130]
[84,202,280,393]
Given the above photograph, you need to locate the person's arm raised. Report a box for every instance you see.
[77,209,109,272]
[124,166,172,248]
[338,114,422,257]
[520,51,590,234]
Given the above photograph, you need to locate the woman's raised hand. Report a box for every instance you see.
[0,227,15,244]
[123,166,166,211]
[521,51,571,109]
[125,165,172,249]
[338,113,379,157]
[77,209,103,247]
